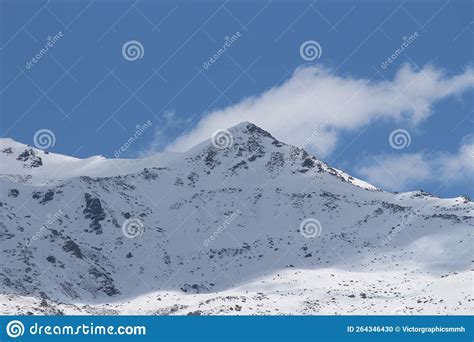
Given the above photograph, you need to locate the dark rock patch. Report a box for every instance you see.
[63,240,83,259]
[8,189,19,198]
[83,193,106,234]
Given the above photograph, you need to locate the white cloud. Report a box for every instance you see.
[167,64,474,157]
[355,141,474,191]
[356,153,432,191]
[436,142,474,179]
[140,110,193,157]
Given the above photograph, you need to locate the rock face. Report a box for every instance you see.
[0,123,472,314]
[16,148,43,168]
[83,193,106,234]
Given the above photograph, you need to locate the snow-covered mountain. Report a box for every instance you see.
[0,122,472,315]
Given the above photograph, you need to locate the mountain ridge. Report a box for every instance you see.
[0,122,472,315]
[0,122,379,192]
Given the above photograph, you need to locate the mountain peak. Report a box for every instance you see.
[1,123,472,314]
[1,125,471,313]
[0,124,377,191]
[228,122,276,140]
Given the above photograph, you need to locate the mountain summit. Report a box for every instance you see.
[0,123,472,315]
[0,122,375,190]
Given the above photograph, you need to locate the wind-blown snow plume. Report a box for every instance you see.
[168,64,474,158]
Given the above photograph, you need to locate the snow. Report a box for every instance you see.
[1,269,471,315]
[0,137,182,185]
[0,122,472,315]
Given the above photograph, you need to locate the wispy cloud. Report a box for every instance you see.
[355,139,474,192]
[140,110,193,157]
[167,64,474,158]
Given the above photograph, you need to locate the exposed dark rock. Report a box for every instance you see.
[8,189,19,198]
[63,240,83,259]
[229,160,248,173]
[46,256,56,263]
[88,267,120,296]
[83,193,106,234]
[39,190,54,205]
[16,149,43,168]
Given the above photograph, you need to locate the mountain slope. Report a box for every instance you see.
[0,122,472,314]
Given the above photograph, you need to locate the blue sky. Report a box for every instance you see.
[0,0,472,197]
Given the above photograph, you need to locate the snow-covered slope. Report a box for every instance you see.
[0,122,472,315]
[0,138,182,185]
